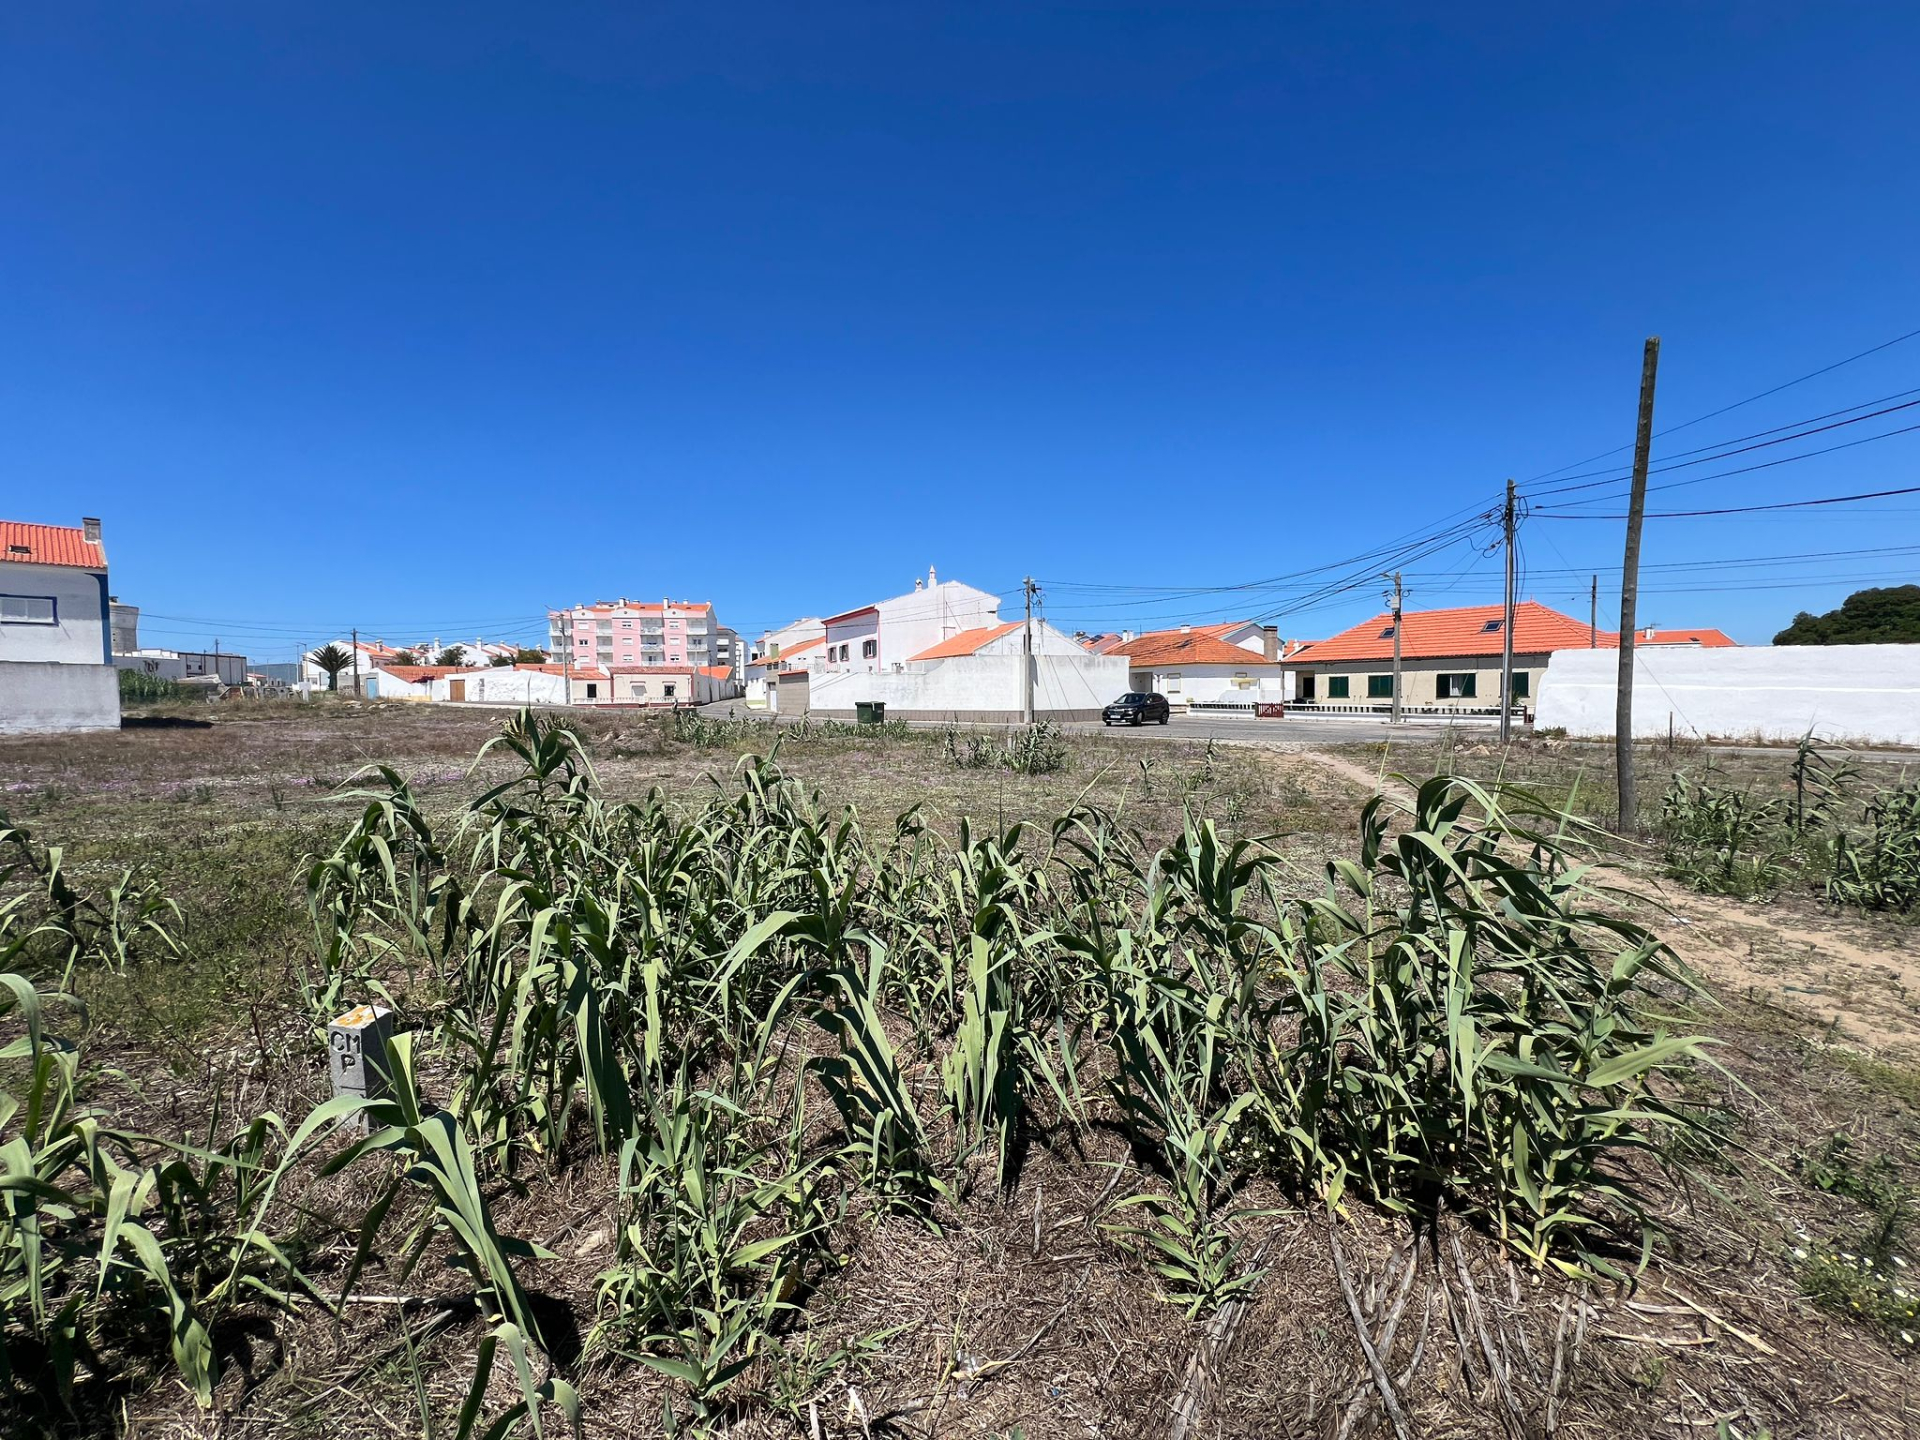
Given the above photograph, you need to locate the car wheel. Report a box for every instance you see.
[1159,713,1169,725]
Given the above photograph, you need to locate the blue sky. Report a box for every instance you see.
[6,4,1918,658]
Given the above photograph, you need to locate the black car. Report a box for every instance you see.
[1102,691,1170,726]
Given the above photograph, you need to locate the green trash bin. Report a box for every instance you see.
[855,701,886,726]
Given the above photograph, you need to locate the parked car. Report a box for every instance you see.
[1102,691,1170,726]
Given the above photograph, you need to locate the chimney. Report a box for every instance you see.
[914,578,923,591]
[1262,624,1279,662]
[1180,624,1192,636]
[928,565,937,587]
[82,516,102,545]
[1122,629,1134,642]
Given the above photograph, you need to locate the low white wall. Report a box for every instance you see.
[810,653,1129,719]
[0,662,121,733]
[1536,645,1920,747]
[433,669,571,705]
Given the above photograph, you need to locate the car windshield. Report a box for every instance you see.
[1115,693,1150,703]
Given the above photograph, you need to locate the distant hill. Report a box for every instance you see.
[1773,585,1920,645]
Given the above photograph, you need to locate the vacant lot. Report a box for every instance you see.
[2,700,1917,1439]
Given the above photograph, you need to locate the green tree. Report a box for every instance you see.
[1773,586,1920,646]
[512,647,548,664]
[308,643,355,691]
[436,645,468,667]
[390,649,419,666]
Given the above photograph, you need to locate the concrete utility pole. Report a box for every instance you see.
[1615,336,1661,830]
[1590,575,1598,648]
[1386,571,1404,724]
[351,627,362,698]
[1500,479,1517,744]
[1021,577,1038,725]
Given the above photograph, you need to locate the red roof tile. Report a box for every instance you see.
[822,604,880,626]
[1110,629,1288,667]
[754,635,824,668]
[1641,628,1737,648]
[1,520,106,570]
[908,621,1023,661]
[699,665,733,679]
[1294,601,1610,664]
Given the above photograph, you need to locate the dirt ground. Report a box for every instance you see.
[3,699,1918,1439]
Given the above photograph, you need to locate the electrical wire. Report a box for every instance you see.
[1534,483,1920,520]
[1522,324,1920,485]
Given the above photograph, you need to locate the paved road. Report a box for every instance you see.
[696,703,1473,747]
[695,702,1920,762]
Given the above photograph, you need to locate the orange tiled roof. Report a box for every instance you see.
[1111,628,1287,668]
[1294,601,1611,664]
[754,636,824,668]
[909,621,1023,661]
[1641,628,1737,648]
[699,665,732,680]
[1,520,106,569]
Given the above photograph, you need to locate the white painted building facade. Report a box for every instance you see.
[821,571,1002,675]
[1,517,120,733]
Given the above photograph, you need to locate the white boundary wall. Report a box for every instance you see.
[810,653,1129,720]
[1535,645,1920,747]
[0,662,120,733]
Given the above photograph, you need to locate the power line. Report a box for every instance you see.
[1524,391,1920,498]
[1523,323,1920,485]
[1533,418,1920,513]
[1535,483,1920,520]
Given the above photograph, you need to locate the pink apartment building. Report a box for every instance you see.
[547,599,723,672]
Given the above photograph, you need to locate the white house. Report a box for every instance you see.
[807,618,1129,722]
[747,634,827,707]
[1109,625,1292,708]
[1,516,120,733]
[430,665,574,706]
[820,569,1003,675]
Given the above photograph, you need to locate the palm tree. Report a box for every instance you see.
[309,643,355,691]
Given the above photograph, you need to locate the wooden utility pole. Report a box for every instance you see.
[1387,571,1403,724]
[1500,479,1517,743]
[351,627,362,698]
[1589,575,1598,647]
[1021,577,1038,725]
[1615,336,1661,829]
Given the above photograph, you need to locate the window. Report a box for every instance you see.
[1378,626,1396,639]
[663,683,676,699]
[1437,673,1477,699]
[1367,675,1394,699]
[0,595,56,624]
[1327,676,1349,699]
[1481,619,1503,633]
[585,683,598,699]
[621,620,633,629]
[1510,671,1530,698]
[862,639,876,659]
[1165,672,1182,692]
[1298,673,1317,700]
[1232,672,1253,688]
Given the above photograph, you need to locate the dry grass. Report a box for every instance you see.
[3,700,1919,1438]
